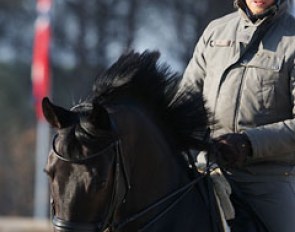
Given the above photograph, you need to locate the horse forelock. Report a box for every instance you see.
[93,50,163,100]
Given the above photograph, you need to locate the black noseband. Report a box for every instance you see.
[53,216,102,232]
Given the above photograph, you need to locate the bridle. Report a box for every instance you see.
[51,134,131,232]
[50,125,213,232]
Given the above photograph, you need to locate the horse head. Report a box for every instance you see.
[43,98,123,231]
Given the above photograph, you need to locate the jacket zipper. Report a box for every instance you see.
[233,65,248,132]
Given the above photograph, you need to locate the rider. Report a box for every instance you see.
[179,0,295,231]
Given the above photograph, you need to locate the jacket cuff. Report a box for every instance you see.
[243,129,263,160]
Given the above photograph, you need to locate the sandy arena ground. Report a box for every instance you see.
[0,217,52,232]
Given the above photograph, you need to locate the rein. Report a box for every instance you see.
[115,170,209,232]
[51,134,212,232]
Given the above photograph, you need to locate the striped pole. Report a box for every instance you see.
[31,0,52,219]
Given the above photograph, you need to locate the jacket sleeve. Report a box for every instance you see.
[244,63,295,162]
[177,26,210,96]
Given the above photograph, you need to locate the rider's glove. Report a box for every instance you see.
[213,133,252,168]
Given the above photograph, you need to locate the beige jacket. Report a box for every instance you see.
[180,0,295,167]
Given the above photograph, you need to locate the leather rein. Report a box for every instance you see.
[50,135,211,232]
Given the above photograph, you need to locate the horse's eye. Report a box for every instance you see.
[90,167,111,189]
[98,180,107,188]
[89,178,107,192]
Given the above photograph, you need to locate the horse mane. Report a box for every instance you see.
[92,50,209,149]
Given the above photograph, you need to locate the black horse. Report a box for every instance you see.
[43,51,224,232]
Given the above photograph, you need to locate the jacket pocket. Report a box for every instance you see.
[246,51,283,73]
[246,52,284,112]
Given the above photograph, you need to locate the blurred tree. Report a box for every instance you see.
[50,0,234,107]
[0,63,35,216]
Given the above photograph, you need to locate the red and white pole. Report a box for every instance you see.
[31,0,52,219]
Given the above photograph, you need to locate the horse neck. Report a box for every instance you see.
[111,105,192,218]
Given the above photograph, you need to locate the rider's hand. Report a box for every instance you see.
[213,133,252,168]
